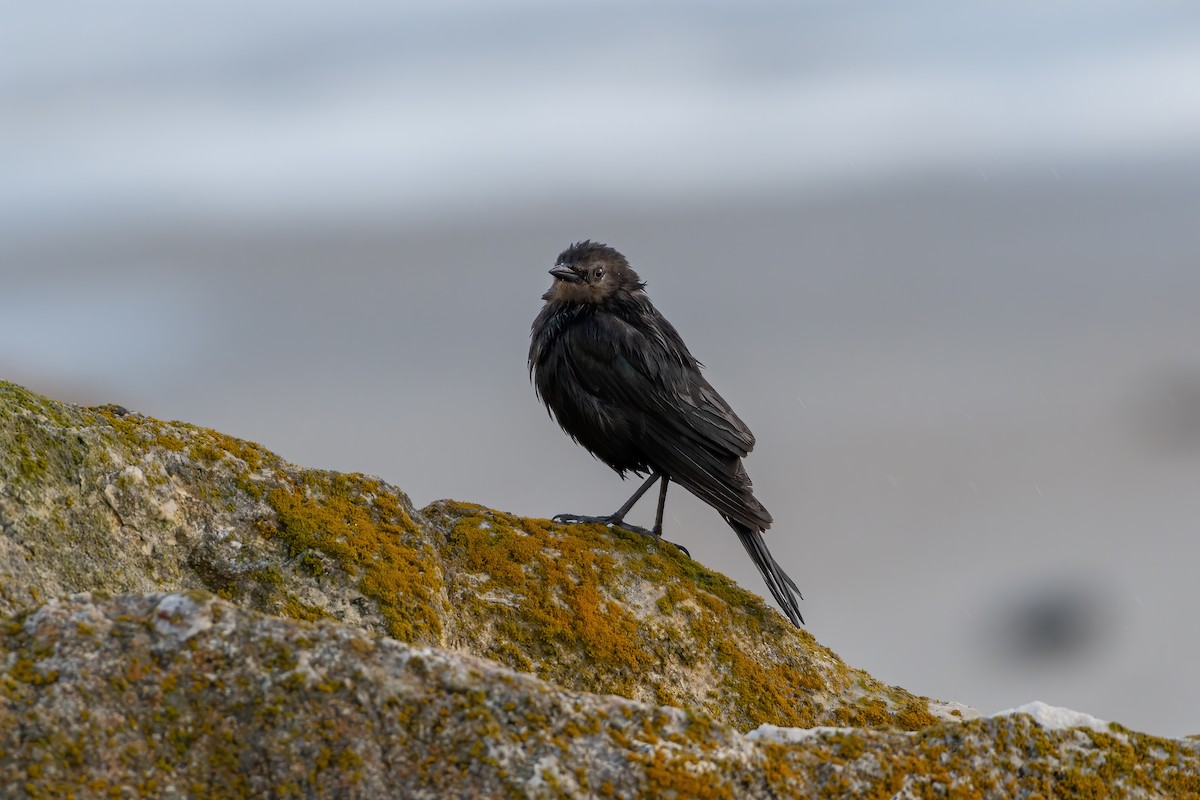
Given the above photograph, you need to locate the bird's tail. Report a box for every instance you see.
[726,518,805,626]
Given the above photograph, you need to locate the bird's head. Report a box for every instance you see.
[544,240,644,304]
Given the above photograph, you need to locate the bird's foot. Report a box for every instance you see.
[552,512,616,527]
[552,512,648,535]
[551,513,690,558]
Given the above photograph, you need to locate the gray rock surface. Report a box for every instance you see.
[3,593,1197,799]
[0,380,933,732]
[3,380,1198,798]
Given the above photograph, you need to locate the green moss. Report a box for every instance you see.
[488,641,534,673]
[94,405,276,500]
[885,698,939,732]
[263,472,443,643]
[280,594,329,623]
[444,509,657,695]
[1,385,92,495]
[435,502,850,730]
[9,656,59,686]
[692,613,825,729]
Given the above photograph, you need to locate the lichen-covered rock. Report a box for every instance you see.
[2,594,1197,800]
[0,380,936,732]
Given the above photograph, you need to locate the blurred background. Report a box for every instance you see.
[3,1,1199,736]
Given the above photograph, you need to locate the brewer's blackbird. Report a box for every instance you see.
[529,240,804,626]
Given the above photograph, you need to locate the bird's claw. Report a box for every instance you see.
[551,512,631,530]
[670,541,691,558]
[551,513,598,525]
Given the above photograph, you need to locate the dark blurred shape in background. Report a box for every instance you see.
[984,580,1109,664]
[3,1,1199,736]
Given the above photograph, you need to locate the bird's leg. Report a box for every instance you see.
[652,476,669,538]
[554,472,659,530]
[553,472,690,556]
[610,471,660,522]
[650,477,689,557]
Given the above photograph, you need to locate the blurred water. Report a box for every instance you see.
[4,2,1200,231]
[3,1,1200,737]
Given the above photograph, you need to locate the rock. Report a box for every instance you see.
[0,380,933,732]
[2,593,1197,799]
[3,380,1197,798]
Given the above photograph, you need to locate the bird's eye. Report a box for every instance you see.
[593,268,604,280]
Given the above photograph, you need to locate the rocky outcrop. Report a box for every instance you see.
[0,381,929,732]
[4,593,1197,799]
[2,381,1197,798]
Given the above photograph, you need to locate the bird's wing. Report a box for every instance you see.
[568,309,755,455]
[564,308,769,528]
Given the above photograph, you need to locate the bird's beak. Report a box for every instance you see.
[549,266,581,282]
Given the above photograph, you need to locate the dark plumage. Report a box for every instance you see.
[528,240,804,626]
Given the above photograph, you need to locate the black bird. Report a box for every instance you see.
[528,240,804,626]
